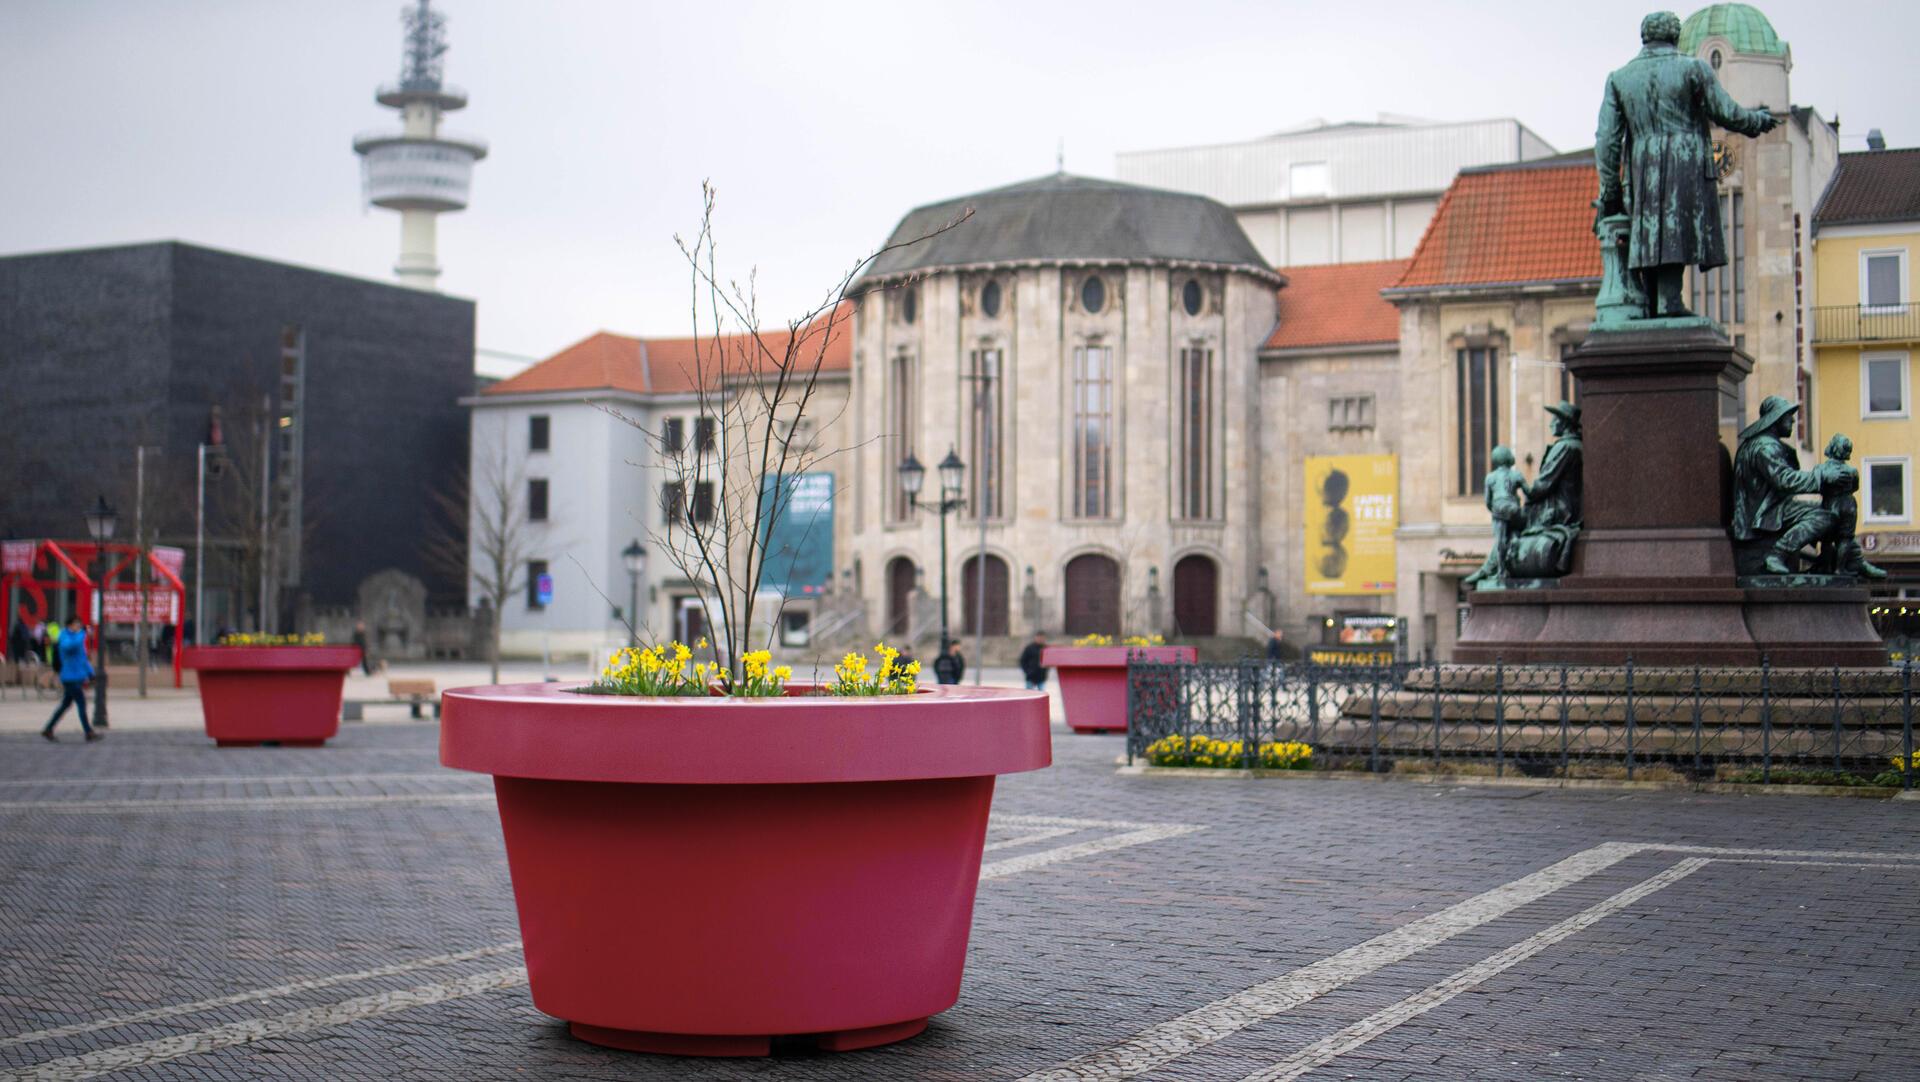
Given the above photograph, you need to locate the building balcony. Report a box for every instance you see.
[1812,304,1920,345]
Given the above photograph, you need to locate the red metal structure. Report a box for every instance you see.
[1,539,187,688]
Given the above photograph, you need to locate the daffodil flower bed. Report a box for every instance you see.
[1070,633,1166,647]
[824,644,920,696]
[217,633,328,646]
[1143,734,1313,769]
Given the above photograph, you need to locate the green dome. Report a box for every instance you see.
[1679,4,1788,57]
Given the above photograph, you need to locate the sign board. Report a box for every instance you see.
[1,541,33,574]
[152,546,186,577]
[1304,454,1398,595]
[1307,647,1397,667]
[103,590,177,624]
[535,574,554,607]
[1862,531,1920,556]
[1334,613,1398,645]
[758,472,834,595]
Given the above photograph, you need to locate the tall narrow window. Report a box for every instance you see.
[693,415,716,453]
[1864,251,1908,311]
[661,417,685,453]
[1072,344,1115,518]
[888,353,915,522]
[528,415,550,452]
[1864,354,1910,417]
[527,479,549,522]
[1865,459,1909,522]
[1178,346,1214,519]
[966,348,1004,518]
[1731,192,1745,322]
[1558,342,1581,406]
[662,481,685,526]
[1455,346,1499,495]
[692,481,715,524]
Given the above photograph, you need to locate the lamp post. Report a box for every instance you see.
[84,495,118,728]
[621,539,646,648]
[898,448,966,652]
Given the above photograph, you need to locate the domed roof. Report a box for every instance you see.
[856,173,1278,287]
[1679,4,1787,57]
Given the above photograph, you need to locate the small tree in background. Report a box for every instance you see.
[427,427,533,684]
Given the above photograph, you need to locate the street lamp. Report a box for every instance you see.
[84,495,118,728]
[621,539,646,648]
[899,447,966,653]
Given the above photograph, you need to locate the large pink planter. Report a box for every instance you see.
[181,645,361,747]
[440,683,1050,1056]
[1040,645,1198,734]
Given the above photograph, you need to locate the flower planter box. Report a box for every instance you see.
[1040,645,1198,734]
[440,682,1050,1056]
[180,645,362,747]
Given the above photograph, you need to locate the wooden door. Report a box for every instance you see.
[1062,554,1121,636]
[1172,554,1218,637]
[962,555,1010,636]
[886,557,916,637]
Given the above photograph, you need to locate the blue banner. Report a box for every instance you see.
[758,473,834,595]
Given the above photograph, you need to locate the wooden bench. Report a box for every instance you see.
[342,677,441,721]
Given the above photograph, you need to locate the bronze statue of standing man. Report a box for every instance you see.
[1595,11,1779,321]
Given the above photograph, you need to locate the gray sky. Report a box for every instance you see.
[4,0,1916,368]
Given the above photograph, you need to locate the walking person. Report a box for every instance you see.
[43,617,101,742]
[1265,627,1286,662]
[933,639,965,685]
[351,620,375,675]
[1018,632,1049,691]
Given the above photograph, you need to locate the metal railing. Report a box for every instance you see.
[1126,658,1917,789]
[1810,304,1920,344]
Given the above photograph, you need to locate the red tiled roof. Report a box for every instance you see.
[1814,148,1920,228]
[484,302,853,397]
[1393,160,1601,292]
[1263,259,1409,351]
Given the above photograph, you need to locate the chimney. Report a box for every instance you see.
[1867,129,1887,151]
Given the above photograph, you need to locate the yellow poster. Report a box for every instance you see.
[1304,454,1397,595]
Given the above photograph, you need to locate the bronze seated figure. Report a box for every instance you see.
[1730,396,1886,579]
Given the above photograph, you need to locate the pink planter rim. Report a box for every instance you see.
[181,645,362,672]
[1040,645,1197,669]
[441,682,1051,785]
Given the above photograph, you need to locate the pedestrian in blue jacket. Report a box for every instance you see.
[43,617,101,742]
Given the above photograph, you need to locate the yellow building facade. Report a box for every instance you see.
[1810,147,1920,656]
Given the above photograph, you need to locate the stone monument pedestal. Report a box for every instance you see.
[1455,326,1885,667]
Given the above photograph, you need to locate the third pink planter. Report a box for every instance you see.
[1040,645,1197,734]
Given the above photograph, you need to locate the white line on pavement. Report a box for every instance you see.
[982,825,1203,880]
[0,942,522,1048]
[984,827,1078,852]
[1639,843,1920,860]
[1,966,529,1082]
[0,772,468,790]
[0,793,496,814]
[1015,841,1644,1082]
[1238,858,1710,1082]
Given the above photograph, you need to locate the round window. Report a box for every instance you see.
[1709,49,1722,70]
[1081,275,1106,314]
[1182,279,1204,316]
[980,280,1002,318]
[901,287,918,324]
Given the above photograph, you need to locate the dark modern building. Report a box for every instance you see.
[0,241,473,627]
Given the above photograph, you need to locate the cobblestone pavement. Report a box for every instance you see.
[1,724,1916,1080]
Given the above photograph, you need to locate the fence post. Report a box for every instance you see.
[1831,665,1843,773]
[1760,654,1773,784]
[1691,666,1704,780]
[1903,659,1913,792]
[1239,661,1257,769]
[1369,665,1382,774]
[1494,657,1506,779]
[1558,664,1570,778]
[1431,660,1444,770]
[1307,665,1321,749]
[1624,656,1636,781]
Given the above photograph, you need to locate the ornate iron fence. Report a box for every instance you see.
[1126,658,1917,789]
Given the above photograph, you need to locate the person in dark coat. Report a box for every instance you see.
[1018,632,1049,690]
[8,618,31,664]
[1264,628,1286,662]
[351,620,374,675]
[43,617,100,742]
[1594,10,1778,317]
[933,640,965,685]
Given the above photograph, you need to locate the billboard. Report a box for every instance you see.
[1304,454,1397,595]
[758,472,834,595]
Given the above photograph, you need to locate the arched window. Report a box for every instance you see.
[1072,344,1115,518]
[1063,554,1121,636]
[961,554,1010,636]
[900,286,918,324]
[1172,554,1219,637]
[967,347,1004,518]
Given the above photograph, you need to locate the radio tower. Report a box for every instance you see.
[353,0,487,290]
